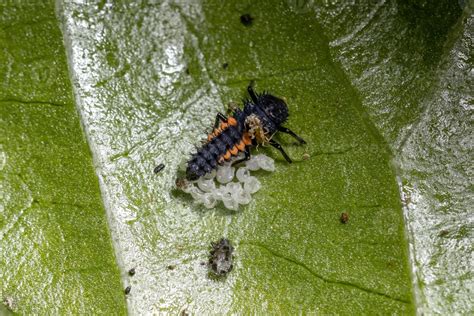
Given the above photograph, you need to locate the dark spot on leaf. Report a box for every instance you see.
[128,268,136,276]
[240,14,254,26]
[124,286,131,295]
[438,229,449,237]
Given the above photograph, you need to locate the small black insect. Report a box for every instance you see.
[128,268,136,276]
[240,14,254,26]
[154,163,165,174]
[222,62,229,69]
[209,238,234,276]
[186,85,306,181]
[124,286,131,295]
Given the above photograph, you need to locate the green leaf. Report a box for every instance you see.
[2,0,471,314]
[59,0,416,314]
[0,2,126,314]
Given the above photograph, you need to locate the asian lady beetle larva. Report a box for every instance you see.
[186,86,306,181]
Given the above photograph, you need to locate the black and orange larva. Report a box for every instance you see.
[186,86,306,181]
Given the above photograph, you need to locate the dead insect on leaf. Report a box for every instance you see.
[209,238,234,276]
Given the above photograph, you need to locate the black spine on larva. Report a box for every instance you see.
[186,123,243,181]
[258,93,288,126]
[244,92,289,135]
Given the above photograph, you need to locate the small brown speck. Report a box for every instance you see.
[128,268,136,276]
[124,286,131,295]
[438,230,449,237]
[222,62,229,69]
[167,265,176,270]
[176,178,188,190]
[302,153,310,160]
[340,212,349,224]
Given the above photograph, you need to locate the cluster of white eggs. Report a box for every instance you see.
[180,155,275,210]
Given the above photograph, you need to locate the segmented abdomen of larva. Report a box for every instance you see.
[188,124,246,178]
[207,116,238,142]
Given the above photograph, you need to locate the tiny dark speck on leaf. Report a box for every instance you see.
[128,268,136,276]
[154,163,165,174]
[124,286,131,295]
[240,14,254,26]
[167,265,176,270]
[438,229,449,237]
[340,212,349,224]
[222,62,229,69]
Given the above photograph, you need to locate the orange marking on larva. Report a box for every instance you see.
[219,122,228,130]
[223,151,231,160]
[236,140,245,151]
[230,145,239,156]
[211,129,222,139]
[207,134,214,141]
[227,117,237,126]
[242,133,252,145]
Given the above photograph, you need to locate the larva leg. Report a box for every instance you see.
[269,139,292,163]
[278,126,306,144]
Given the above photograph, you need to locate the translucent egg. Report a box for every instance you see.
[216,165,235,184]
[222,195,239,210]
[202,193,217,209]
[236,167,251,182]
[180,154,274,210]
[244,176,261,194]
[197,178,215,192]
[245,157,261,171]
[258,155,275,172]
